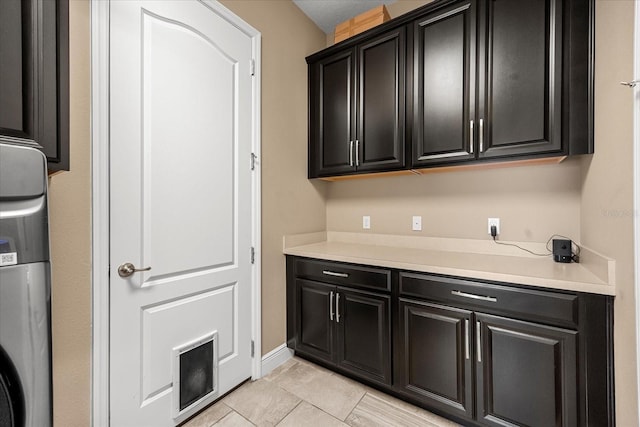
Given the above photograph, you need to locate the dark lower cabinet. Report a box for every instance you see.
[396,298,578,426]
[292,271,392,386]
[476,313,577,427]
[397,299,473,419]
[296,279,335,362]
[337,288,391,385]
[286,256,614,427]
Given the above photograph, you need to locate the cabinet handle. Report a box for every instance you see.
[479,119,484,153]
[349,141,354,167]
[355,140,360,166]
[336,292,341,323]
[476,321,482,363]
[322,270,349,278]
[469,120,474,154]
[465,319,470,360]
[329,291,334,321]
[451,290,497,303]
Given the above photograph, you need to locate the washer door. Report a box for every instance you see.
[0,349,24,427]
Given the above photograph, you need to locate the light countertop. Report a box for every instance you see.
[283,232,616,296]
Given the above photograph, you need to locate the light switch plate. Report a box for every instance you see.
[363,216,371,229]
[412,216,422,231]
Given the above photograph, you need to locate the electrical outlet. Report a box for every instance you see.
[412,216,422,231]
[363,215,371,230]
[488,218,500,235]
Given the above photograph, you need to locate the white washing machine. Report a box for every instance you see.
[0,143,52,427]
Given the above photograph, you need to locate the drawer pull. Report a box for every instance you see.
[451,290,497,303]
[323,270,349,278]
[330,291,334,321]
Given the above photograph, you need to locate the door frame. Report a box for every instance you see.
[90,1,262,424]
[634,0,640,422]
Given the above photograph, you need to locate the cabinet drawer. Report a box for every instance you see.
[295,258,391,292]
[399,272,578,329]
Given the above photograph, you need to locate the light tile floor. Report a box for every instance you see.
[183,357,461,427]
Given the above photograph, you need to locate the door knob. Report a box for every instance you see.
[118,262,151,278]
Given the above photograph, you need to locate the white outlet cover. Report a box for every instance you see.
[363,216,371,229]
[488,218,501,235]
[412,216,422,231]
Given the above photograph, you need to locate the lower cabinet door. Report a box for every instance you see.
[336,287,392,385]
[476,313,578,427]
[396,298,473,419]
[295,279,335,363]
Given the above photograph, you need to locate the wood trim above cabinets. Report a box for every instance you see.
[317,155,567,182]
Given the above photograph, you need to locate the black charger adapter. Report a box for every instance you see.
[552,239,572,263]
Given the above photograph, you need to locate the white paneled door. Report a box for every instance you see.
[109,1,257,425]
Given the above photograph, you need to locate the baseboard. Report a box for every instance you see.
[261,343,293,376]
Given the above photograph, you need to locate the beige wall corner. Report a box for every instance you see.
[48,0,91,425]
[218,0,328,355]
[581,0,638,425]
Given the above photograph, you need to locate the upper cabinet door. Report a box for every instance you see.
[0,0,69,171]
[355,28,406,172]
[0,0,37,143]
[40,0,69,170]
[309,49,356,178]
[411,1,476,167]
[477,0,562,159]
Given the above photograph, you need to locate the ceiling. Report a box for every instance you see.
[293,0,398,34]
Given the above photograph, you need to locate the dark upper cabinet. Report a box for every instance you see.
[411,0,477,167]
[412,0,566,167]
[476,313,577,427]
[476,0,563,160]
[0,0,69,171]
[0,0,37,143]
[308,0,593,178]
[309,50,355,177]
[308,28,405,178]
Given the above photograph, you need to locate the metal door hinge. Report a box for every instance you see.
[251,153,257,170]
[251,247,255,264]
[250,59,255,76]
[251,340,255,357]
